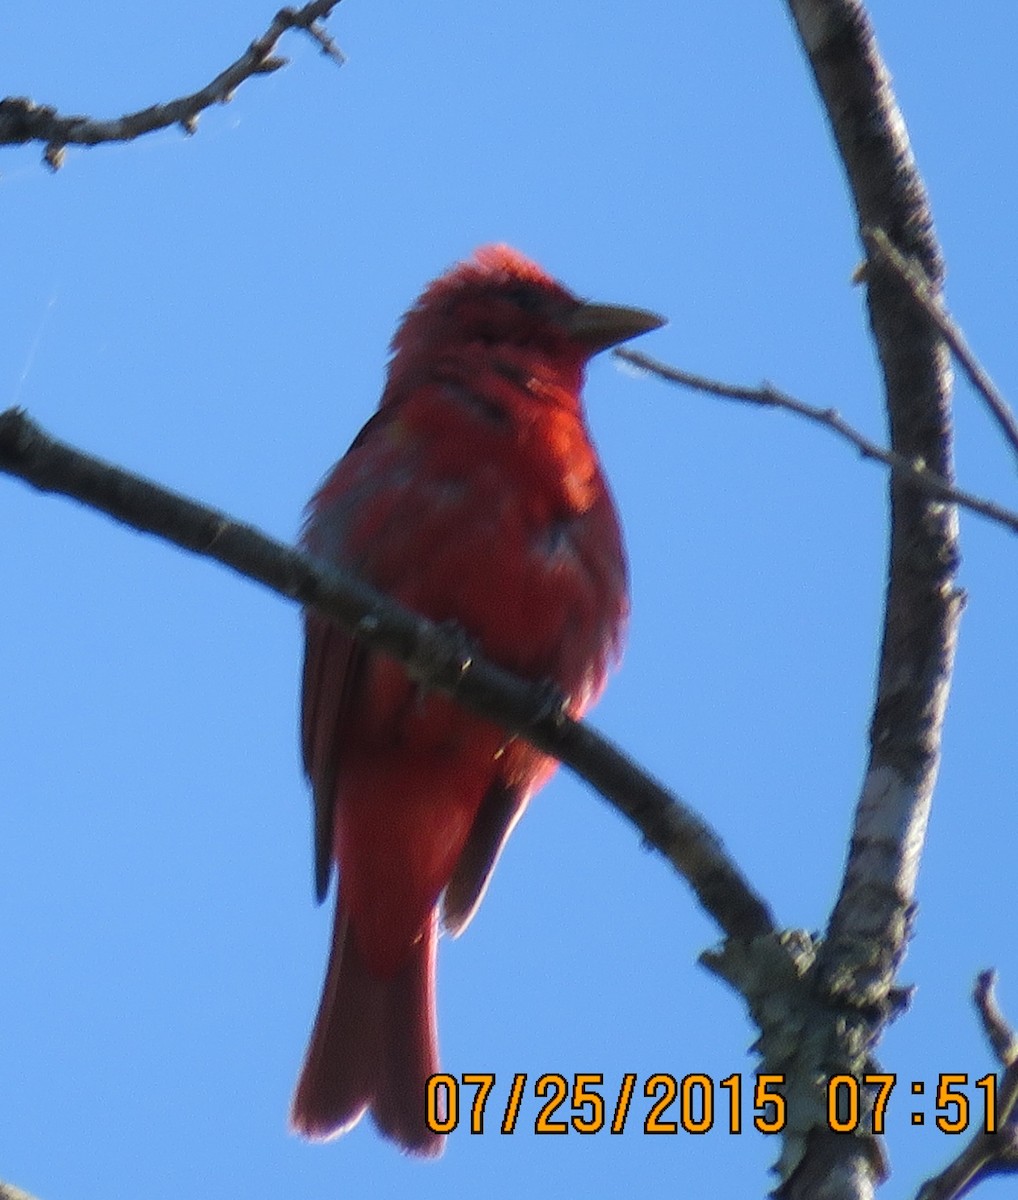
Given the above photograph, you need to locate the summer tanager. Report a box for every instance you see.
[291,245,663,1155]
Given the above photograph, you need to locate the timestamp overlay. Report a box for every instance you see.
[425,1072,999,1138]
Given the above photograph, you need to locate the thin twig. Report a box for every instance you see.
[615,348,1018,536]
[975,971,1018,1066]
[0,405,775,943]
[0,2,345,169]
[916,972,1018,1200]
[864,226,1018,469]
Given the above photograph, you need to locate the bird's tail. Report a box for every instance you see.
[290,900,443,1156]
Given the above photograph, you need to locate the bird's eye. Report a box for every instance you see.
[504,284,547,315]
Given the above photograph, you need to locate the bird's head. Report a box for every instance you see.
[386,245,664,395]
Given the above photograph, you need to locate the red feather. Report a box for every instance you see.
[290,245,662,1155]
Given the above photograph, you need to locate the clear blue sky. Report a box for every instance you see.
[3,4,1017,1198]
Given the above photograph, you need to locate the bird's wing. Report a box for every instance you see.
[302,611,367,903]
[442,776,530,935]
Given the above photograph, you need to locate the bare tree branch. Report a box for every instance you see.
[0,404,775,942]
[616,349,1018,536]
[776,2,963,1196]
[0,2,345,169]
[975,971,1018,1068]
[916,973,1018,1200]
[863,226,1018,469]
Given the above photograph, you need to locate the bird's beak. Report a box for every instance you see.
[566,301,666,352]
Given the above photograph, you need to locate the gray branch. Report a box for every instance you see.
[0,2,345,169]
[0,404,774,943]
[863,227,1018,469]
[0,1182,42,1200]
[615,349,1018,536]
[916,973,1018,1200]
[776,2,963,1197]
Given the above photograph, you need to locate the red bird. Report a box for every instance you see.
[291,245,663,1155]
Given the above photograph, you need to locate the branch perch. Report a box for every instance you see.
[0,404,774,942]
